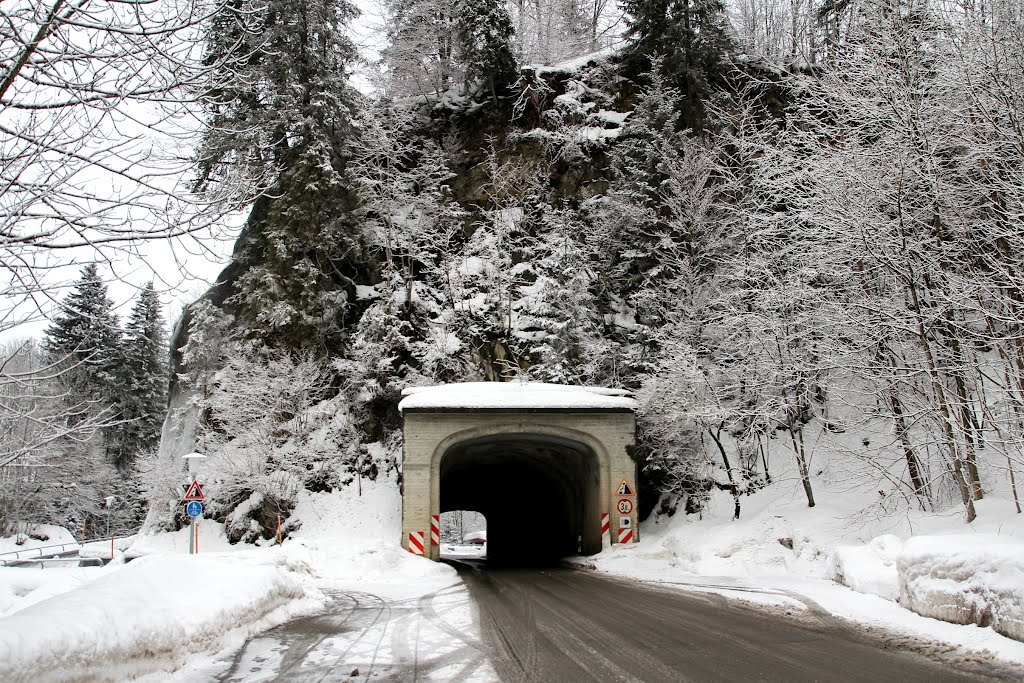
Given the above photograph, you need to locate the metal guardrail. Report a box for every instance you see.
[0,530,140,567]
[1,556,105,568]
[0,542,84,562]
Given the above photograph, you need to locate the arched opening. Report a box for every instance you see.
[439,433,601,566]
[439,510,487,559]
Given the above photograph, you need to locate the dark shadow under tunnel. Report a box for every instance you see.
[440,433,601,566]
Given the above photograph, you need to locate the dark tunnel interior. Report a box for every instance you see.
[440,434,601,566]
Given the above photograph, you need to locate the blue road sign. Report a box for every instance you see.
[186,501,203,518]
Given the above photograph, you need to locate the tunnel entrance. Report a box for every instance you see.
[440,434,600,566]
[399,382,637,562]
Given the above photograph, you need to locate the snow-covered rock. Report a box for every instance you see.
[897,535,1024,642]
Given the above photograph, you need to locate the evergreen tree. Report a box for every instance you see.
[44,264,123,414]
[117,282,168,471]
[521,207,609,384]
[456,0,518,102]
[195,0,370,349]
[621,0,732,125]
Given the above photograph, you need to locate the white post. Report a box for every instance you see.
[103,495,115,538]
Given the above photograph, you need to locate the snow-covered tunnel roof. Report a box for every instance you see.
[398,382,636,412]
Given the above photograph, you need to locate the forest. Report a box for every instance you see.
[1,0,1022,542]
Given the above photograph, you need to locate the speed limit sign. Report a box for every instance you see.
[616,498,633,515]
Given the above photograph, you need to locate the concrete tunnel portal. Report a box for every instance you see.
[399,383,638,565]
[441,433,601,563]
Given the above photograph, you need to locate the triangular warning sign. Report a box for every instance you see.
[615,478,635,497]
[182,480,205,501]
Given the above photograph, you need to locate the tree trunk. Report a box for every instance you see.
[905,274,976,522]
[708,425,741,520]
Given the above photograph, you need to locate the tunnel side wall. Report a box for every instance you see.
[401,410,637,561]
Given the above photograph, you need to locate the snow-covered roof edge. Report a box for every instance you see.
[399,382,636,412]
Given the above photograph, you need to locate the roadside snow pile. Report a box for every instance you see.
[830,532,1024,642]
[831,534,903,601]
[897,535,1024,642]
[0,552,321,682]
[0,525,77,555]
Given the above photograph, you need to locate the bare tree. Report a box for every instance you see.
[0,0,239,333]
[0,339,117,533]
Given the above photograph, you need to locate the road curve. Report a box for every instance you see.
[454,562,1017,683]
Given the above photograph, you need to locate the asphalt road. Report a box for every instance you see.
[454,561,1019,683]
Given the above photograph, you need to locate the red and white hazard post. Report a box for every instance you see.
[431,515,440,547]
[408,530,425,555]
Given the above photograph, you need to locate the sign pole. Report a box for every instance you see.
[189,473,196,555]
[181,452,207,556]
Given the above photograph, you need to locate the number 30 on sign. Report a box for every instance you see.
[616,498,633,515]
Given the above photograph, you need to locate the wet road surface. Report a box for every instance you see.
[455,562,1019,683]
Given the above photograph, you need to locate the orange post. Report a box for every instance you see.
[277,516,282,545]
[81,519,86,545]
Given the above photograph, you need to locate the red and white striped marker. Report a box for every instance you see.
[601,513,610,547]
[617,527,633,544]
[430,515,440,546]
[408,531,425,555]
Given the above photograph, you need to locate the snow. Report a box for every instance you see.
[399,381,636,411]
[898,534,1024,642]
[0,524,78,557]
[580,473,1024,667]
[0,552,317,682]
[593,109,631,126]
[831,534,903,601]
[0,474,489,681]
[525,47,617,75]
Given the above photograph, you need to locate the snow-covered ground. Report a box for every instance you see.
[2,434,1023,679]
[0,475,494,682]
[581,479,1024,670]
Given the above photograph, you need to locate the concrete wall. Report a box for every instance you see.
[402,409,637,561]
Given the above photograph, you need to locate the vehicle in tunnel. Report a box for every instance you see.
[439,433,601,566]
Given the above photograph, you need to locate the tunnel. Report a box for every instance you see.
[439,433,601,566]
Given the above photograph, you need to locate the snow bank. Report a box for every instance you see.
[898,535,1024,643]
[831,534,903,601]
[399,381,635,411]
[0,552,320,682]
[0,525,78,556]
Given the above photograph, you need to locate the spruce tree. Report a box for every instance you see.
[456,0,517,103]
[621,0,732,125]
[44,264,123,410]
[195,0,369,349]
[117,282,168,471]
